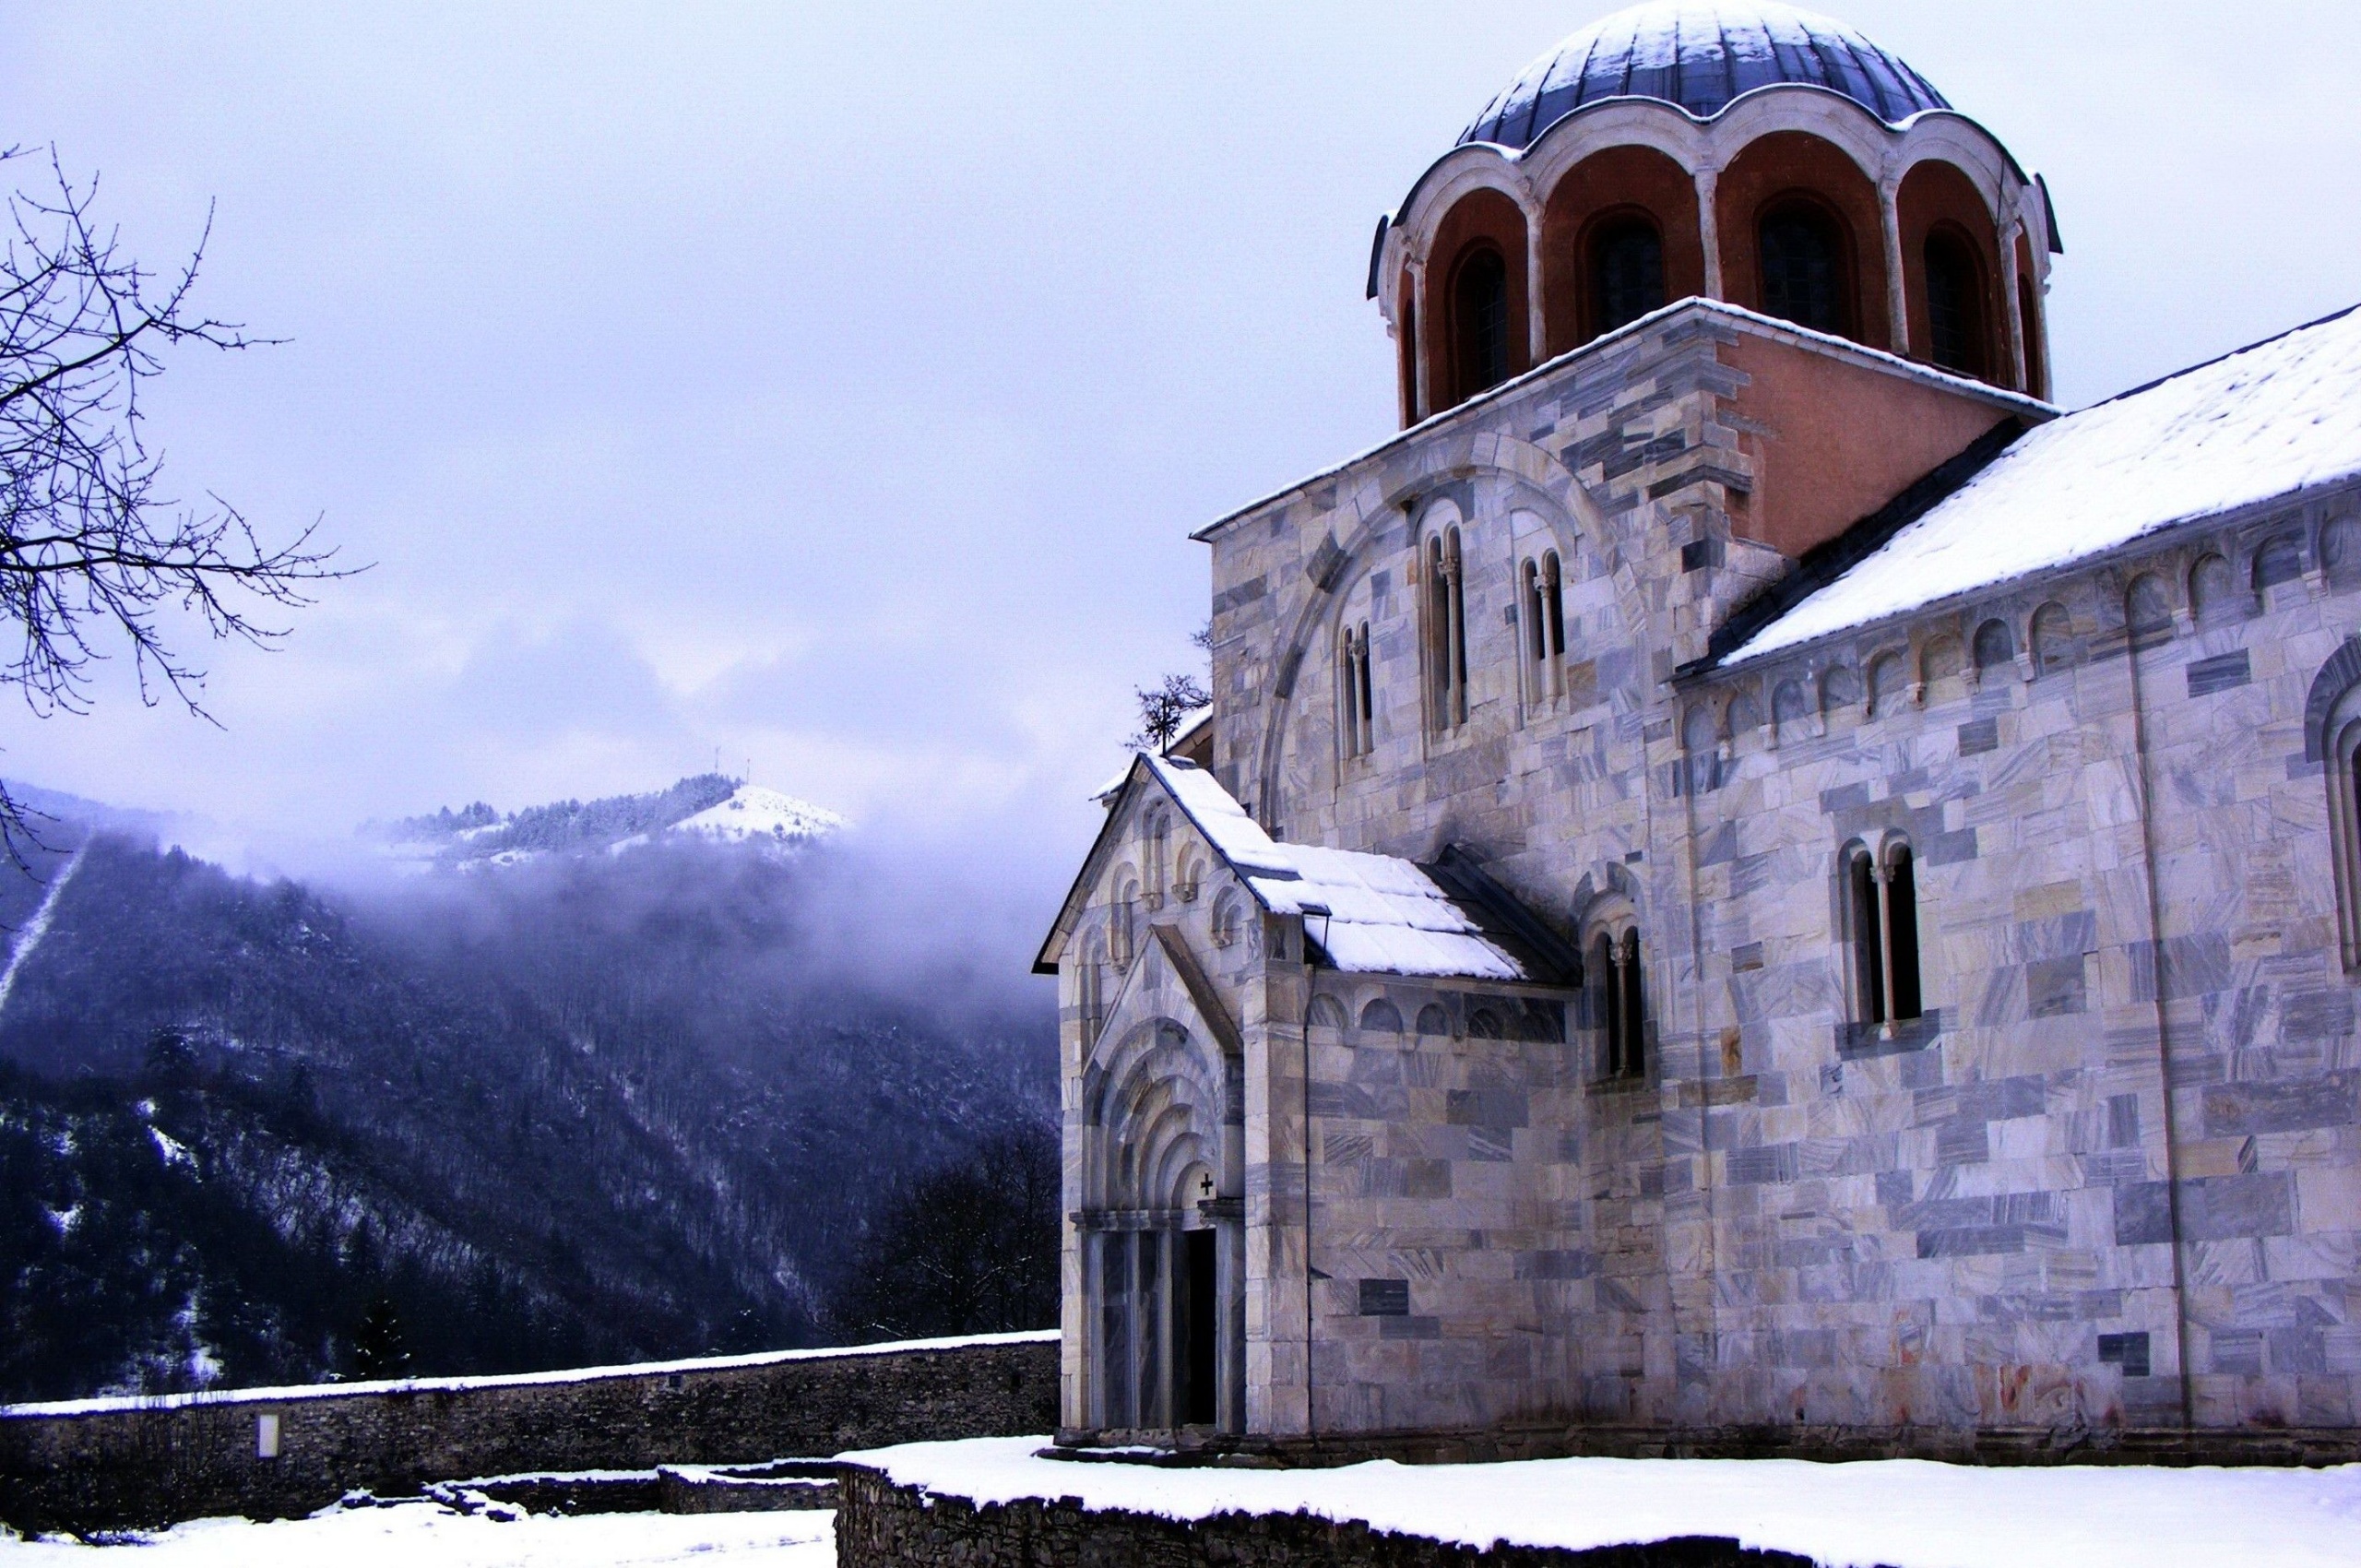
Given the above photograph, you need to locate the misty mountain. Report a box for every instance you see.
[370,772,848,870]
[0,782,1053,1404]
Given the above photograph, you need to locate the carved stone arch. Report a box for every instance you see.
[1706,89,1901,188]
[1082,1016,1227,1210]
[1389,147,1541,266]
[1514,99,1715,198]
[2302,636,2361,763]
[2189,552,2237,624]
[1252,432,1630,830]
[2320,510,2361,583]
[1569,860,1643,937]
[2308,638,2361,971]
[1889,102,2024,200]
[1771,676,1809,744]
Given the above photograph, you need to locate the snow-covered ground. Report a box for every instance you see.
[847,1436,2361,1568]
[0,1503,833,1566]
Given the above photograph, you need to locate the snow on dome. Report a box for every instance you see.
[1722,304,2361,667]
[1462,1,1949,149]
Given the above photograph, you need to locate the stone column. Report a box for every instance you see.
[1999,217,2029,393]
[1522,191,1548,366]
[1408,258,1431,422]
[1695,166,1724,301]
[1880,174,1909,355]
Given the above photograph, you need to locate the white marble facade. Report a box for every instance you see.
[1040,297,2361,1456]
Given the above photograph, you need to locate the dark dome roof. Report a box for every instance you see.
[1461,2,1949,149]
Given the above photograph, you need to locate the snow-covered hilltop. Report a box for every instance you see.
[667,784,848,848]
[374,775,846,871]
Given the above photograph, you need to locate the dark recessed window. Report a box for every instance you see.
[1759,204,1845,334]
[1453,247,1511,399]
[1590,219,1665,335]
[1924,230,1986,376]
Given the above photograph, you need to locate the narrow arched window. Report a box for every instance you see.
[1845,839,1923,1031]
[1452,247,1511,400]
[1521,553,1567,706]
[1080,933,1108,1044]
[1923,228,1987,377]
[1338,622,1372,761]
[1847,847,1885,1026]
[1759,202,1846,335]
[1427,529,1468,731]
[1590,218,1665,335]
[1588,924,1645,1079]
[1541,551,1567,663]
[1354,623,1373,754]
[1615,930,1646,1077]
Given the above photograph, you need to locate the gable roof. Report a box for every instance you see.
[1717,303,2361,669]
[1036,754,1574,986]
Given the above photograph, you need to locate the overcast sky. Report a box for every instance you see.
[0,1,2356,889]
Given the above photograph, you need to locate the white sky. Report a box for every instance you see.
[0,1,2355,891]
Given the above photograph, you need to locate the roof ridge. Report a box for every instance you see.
[2089,302,2361,411]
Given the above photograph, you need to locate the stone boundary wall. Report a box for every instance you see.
[0,1332,1056,1534]
[835,1467,1821,1568]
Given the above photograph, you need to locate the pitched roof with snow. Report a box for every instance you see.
[1720,304,2361,668]
[1042,754,1573,986]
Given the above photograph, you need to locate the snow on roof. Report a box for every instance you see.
[0,1330,1056,1420]
[1141,754,1537,983]
[843,1436,2361,1568]
[1724,304,2361,667]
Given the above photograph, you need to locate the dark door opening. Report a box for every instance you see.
[1179,1228,1217,1426]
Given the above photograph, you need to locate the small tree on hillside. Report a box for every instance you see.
[350,1294,410,1381]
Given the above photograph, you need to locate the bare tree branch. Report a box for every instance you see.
[0,147,353,868]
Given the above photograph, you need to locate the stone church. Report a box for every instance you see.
[1036,1,2361,1461]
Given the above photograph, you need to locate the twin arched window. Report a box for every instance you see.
[1588,924,1647,1080]
[1427,528,1469,731]
[1452,247,1512,400]
[1339,620,1374,759]
[1523,552,1568,703]
[1759,201,1846,336]
[1845,839,1922,1029]
[1590,218,1665,335]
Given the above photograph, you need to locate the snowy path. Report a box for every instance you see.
[0,1503,834,1565]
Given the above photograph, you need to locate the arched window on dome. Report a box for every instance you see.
[1923,226,1988,378]
[1589,216,1665,336]
[1758,200,1849,336]
[1451,246,1512,401]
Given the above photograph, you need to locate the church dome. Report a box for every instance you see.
[1460,1,1950,150]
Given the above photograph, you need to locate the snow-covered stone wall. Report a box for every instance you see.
[0,1332,1055,1534]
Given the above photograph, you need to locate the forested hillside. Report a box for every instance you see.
[0,790,1055,1404]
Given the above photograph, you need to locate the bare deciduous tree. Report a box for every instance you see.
[1131,671,1210,754]
[0,148,344,861]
